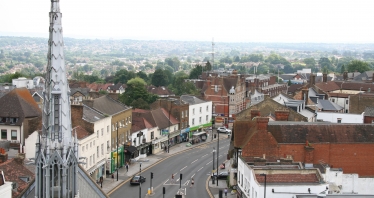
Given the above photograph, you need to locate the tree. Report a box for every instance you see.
[136,71,148,82]
[340,64,345,74]
[303,58,316,67]
[119,77,158,109]
[205,61,212,71]
[347,60,370,73]
[318,57,332,71]
[151,69,168,87]
[189,65,203,79]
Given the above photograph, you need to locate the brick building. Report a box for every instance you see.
[201,70,247,128]
[364,106,374,123]
[233,115,374,177]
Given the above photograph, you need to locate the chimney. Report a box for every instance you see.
[301,89,309,101]
[304,145,315,164]
[256,117,269,131]
[14,155,25,165]
[323,73,327,82]
[0,148,8,163]
[82,99,93,108]
[310,73,316,86]
[275,109,289,121]
[343,71,348,81]
[251,109,261,120]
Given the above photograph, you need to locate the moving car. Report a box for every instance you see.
[211,171,229,180]
[130,175,146,185]
[217,127,231,134]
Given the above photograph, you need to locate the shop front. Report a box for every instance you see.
[124,145,137,164]
[152,135,168,154]
[110,146,124,174]
[169,130,181,146]
[180,128,190,142]
[190,122,212,134]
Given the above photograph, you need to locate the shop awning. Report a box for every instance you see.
[193,131,207,136]
[124,146,137,154]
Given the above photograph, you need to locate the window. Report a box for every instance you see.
[181,111,184,118]
[206,115,209,122]
[90,142,92,148]
[93,140,95,146]
[101,128,104,136]
[97,146,99,158]
[151,132,154,139]
[332,99,335,102]
[199,117,202,124]
[11,130,17,140]
[192,118,195,125]
[337,118,342,123]
[1,129,6,140]
[93,155,95,163]
[90,156,92,166]
[10,117,18,124]
[101,144,104,156]
[97,130,99,138]
[206,105,209,112]
[112,124,114,131]
[86,144,88,150]
[346,100,349,104]
[82,146,84,152]
[193,108,195,115]
[199,107,202,113]
[107,141,110,150]
[185,110,188,117]
[107,126,109,134]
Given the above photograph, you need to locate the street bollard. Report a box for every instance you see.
[219,189,223,198]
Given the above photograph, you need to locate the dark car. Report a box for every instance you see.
[211,171,229,180]
[130,175,146,185]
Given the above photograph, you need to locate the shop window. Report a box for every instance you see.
[1,129,6,140]
[151,132,154,139]
[11,130,17,140]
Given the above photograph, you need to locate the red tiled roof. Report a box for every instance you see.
[255,173,319,183]
[0,158,35,197]
[315,81,340,92]
[72,126,91,139]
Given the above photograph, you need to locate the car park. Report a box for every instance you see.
[211,171,229,180]
[130,175,146,185]
[217,127,231,134]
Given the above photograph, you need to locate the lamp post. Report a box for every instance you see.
[116,122,119,181]
[260,173,266,198]
[139,162,142,198]
[212,147,216,184]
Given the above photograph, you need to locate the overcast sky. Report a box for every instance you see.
[1,0,374,43]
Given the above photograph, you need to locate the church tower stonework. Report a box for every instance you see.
[34,0,79,197]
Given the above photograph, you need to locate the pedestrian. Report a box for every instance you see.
[224,188,228,197]
[171,174,175,184]
[111,173,114,182]
[125,162,129,172]
[190,178,194,188]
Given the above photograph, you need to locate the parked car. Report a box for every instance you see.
[217,127,231,134]
[211,171,229,180]
[130,175,146,185]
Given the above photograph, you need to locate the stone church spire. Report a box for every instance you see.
[34,0,79,197]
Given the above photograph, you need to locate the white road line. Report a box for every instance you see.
[176,178,180,182]
[206,161,212,165]
[180,166,187,171]
[201,154,208,158]
[197,167,203,172]
[184,180,190,186]
[164,179,169,185]
[191,173,195,178]
[191,159,198,164]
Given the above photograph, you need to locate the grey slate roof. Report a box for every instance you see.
[180,95,207,105]
[92,95,131,116]
[317,100,343,111]
[70,87,90,96]
[83,105,106,123]
[151,108,171,129]
[364,106,374,117]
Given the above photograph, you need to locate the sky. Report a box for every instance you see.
[1,0,374,43]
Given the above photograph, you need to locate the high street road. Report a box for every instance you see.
[109,137,231,198]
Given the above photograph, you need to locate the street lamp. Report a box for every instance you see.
[116,122,119,181]
[139,162,142,198]
[212,147,216,184]
[260,173,267,198]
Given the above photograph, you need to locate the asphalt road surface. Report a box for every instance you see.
[110,137,230,198]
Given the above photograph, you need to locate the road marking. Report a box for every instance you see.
[191,159,198,164]
[180,166,187,171]
[176,178,180,182]
[184,180,190,186]
[201,154,208,158]
[198,167,203,172]
[191,173,195,178]
[206,161,212,165]
[164,179,169,185]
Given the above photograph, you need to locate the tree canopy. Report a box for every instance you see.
[347,60,370,73]
[118,77,158,109]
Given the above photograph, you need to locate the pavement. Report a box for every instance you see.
[101,131,236,198]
